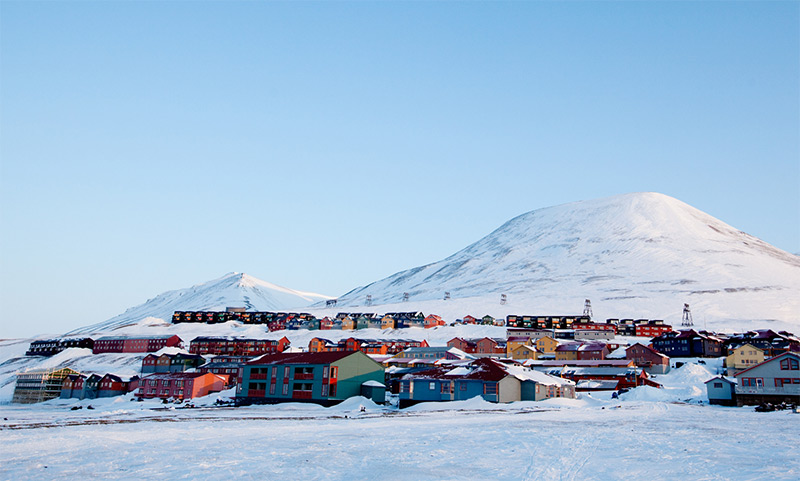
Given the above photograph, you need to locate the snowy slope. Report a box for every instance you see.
[333,192,800,331]
[67,272,333,335]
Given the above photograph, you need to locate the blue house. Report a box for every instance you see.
[398,358,575,408]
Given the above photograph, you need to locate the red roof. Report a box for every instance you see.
[247,351,359,365]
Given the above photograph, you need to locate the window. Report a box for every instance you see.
[284,366,291,378]
[322,384,329,396]
[330,367,338,379]
[330,384,337,397]
[780,358,799,370]
[269,383,276,395]
[484,383,498,395]
[323,366,329,378]
[713,382,723,389]
[282,384,288,395]
[429,382,436,390]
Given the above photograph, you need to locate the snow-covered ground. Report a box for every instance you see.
[1,392,798,480]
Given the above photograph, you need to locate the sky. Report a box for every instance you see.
[1,1,798,338]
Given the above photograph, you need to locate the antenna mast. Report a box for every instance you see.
[583,299,593,319]
[681,303,693,327]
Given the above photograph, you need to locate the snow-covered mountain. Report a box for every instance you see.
[333,192,800,331]
[68,273,333,334]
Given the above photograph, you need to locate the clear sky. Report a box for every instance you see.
[1,1,798,338]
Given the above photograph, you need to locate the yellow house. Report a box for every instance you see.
[534,336,559,355]
[381,316,396,330]
[341,316,356,331]
[726,343,765,375]
[506,336,532,357]
[509,344,540,360]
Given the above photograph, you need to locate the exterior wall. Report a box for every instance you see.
[498,376,520,403]
[706,379,736,406]
[725,344,765,376]
[735,354,800,405]
[330,352,385,400]
[574,330,615,341]
[535,337,559,354]
[509,345,539,360]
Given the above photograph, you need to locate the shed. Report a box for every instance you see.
[705,376,737,406]
[361,380,386,404]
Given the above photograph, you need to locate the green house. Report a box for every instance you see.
[236,350,385,406]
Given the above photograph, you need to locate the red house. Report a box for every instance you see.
[92,335,183,354]
[136,372,227,400]
[189,336,290,356]
[626,343,670,374]
[424,315,445,328]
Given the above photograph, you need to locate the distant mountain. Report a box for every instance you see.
[68,273,333,334]
[334,192,800,329]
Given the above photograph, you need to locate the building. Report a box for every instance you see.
[550,366,659,391]
[447,337,506,356]
[555,342,609,361]
[651,330,723,358]
[97,374,132,398]
[733,352,800,406]
[189,336,290,356]
[508,344,541,361]
[725,344,766,376]
[136,372,227,400]
[724,330,800,358]
[236,351,385,406]
[198,356,251,387]
[12,367,80,404]
[92,335,183,354]
[705,376,737,406]
[625,343,670,374]
[26,338,94,357]
[634,320,673,338]
[398,358,576,408]
[141,353,206,374]
[308,337,428,355]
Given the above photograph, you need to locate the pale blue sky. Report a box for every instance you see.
[1,1,798,338]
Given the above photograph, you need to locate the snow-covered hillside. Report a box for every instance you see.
[333,192,800,331]
[68,273,333,335]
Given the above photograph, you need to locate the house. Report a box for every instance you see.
[534,336,560,355]
[12,367,80,404]
[341,316,356,330]
[724,330,800,358]
[734,352,800,406]
[26,337,94,357]
[92,335,183,354]
[381,316,397,330]
[462,315,478,325]
[97,374,132,398]
[525,359,636,371]
[555,342,609,361]
[508,344,541,361]
[142,353,206,374]
[136,372,227,400]
[480,315,495,326]
[448,337,478,353]
[651,330,723,358]
[398,358,575,408]
[625,343,670,374]
[725,343,766,376]
[60,374,86,399]
[424,314,445,328]
[552,366,659,391]
[189,336,290,356]
[197,355,252,388]
[446,337,505,356]
[506,336,532,356]
[634,320,673,338]
[236,350,385,406]
[705,376,737,406]
[573,326,616,341]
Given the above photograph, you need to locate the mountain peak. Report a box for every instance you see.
[68,273,332,335]
[337,192,800,329]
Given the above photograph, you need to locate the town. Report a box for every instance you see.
[11,306,800,411]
